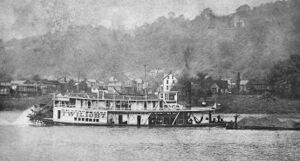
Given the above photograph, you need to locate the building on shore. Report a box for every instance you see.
[210,80,229,94]
[158,73,178,105]
[0,82,11,96]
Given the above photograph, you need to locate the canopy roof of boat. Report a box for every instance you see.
[54,93,160,101]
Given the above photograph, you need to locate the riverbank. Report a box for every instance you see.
[0,95,51,111]
[217,95,300,114]
[1,94,300,115]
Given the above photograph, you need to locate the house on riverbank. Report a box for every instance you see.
[0,82,11,96]
[210,80,228,94]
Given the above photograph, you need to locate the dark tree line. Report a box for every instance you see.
[269,54,300,98]
[174,72,214,106]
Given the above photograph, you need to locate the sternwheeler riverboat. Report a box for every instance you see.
[50,92,226,127]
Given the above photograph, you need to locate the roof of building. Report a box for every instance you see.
[87,79,97,83]
[248,79,269,85]
[108,82,122,86]
[240,80,249,85]
[212,80,228,89]
[162,72,177,80]
[40,80,60,85]
[0,82,11,86]
[135,78,143,83]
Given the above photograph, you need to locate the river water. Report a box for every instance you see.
[0,111,300,161]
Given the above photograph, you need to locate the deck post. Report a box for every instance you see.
[183,112,185,124]
[209,111,212,123]
[127,100,129,110]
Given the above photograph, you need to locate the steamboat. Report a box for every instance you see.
[48,90,226,127]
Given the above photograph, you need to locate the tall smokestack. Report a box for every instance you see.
[185,79,192,108]
[183,46,193,108]
[236,72,240,93]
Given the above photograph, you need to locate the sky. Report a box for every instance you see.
[0,0,279,41]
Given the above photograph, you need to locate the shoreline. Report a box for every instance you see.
[0,95,51,111]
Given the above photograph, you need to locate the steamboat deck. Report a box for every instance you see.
[49,93,225,127]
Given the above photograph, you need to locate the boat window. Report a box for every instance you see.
[89,119,92,122]
[82,118,85,122]
[74,117,77,121]
[106,101,110,108]
[128,103,131,110]
[57,110,61,119]
[92,101,97,108]
[165,93,169,100]
[55,101,60,106]
[62,101,69,107]
[169,93,175,100]
[86,118,88,121]
[88,101,91,108]
[121,102,128,109]
[83,100,87,108]
[78,118,81,121]
[70,99,76,106]
[116,101,120,109]
[96,119,99,122]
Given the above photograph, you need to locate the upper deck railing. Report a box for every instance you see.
[55,92,159,101]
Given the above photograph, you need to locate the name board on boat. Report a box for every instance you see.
[61,109,107,123]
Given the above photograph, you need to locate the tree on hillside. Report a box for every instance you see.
[174,72,213,105]
[0,39,14,81]
[55,71,71,82]
[3,0,296,82]
[269,54,300,98]
[31,74,41,81]
[183,46,193,71]
[79,79,89,93]
[193,72,214,101]
[269,0,300,98]
[182,46,194,106]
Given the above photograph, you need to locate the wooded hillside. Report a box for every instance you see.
[1,0,299,81]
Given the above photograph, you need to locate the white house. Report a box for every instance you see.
[240,80,249,93]
[86,79,97,88]
[159,73,178,104]
[161,73,177,92]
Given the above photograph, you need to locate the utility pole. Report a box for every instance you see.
[35,83,38,97]
[156,68,160,77]
[77,71,80,93]
[236,72,240,94]
[144,64,147,97]
[144,64,147,81]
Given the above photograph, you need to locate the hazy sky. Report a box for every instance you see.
[0,0,279,41]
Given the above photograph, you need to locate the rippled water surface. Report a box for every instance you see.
[0,111,300,161]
